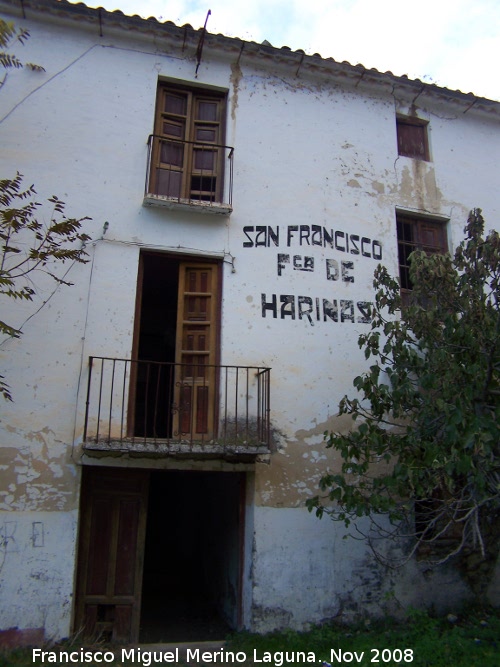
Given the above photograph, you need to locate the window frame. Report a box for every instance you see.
[396,213,448,305]
[146,82,231,213]
[396,116,430,161]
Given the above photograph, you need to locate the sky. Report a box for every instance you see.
[79,0,500,101]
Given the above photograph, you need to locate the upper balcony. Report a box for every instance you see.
[143,134,234,215]
[82,357,271,461]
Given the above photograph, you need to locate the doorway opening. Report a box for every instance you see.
[74,466,245,644]
[131,252,221,440]
[140,470,244,643]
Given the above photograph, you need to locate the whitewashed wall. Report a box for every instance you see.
[0,3,499,640]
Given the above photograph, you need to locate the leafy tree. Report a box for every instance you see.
[307,210,500,590]
[0,175,91,401]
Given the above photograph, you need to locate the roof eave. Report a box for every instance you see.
[1,0,499,116]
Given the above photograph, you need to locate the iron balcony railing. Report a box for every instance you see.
[144,134,234,210]
[83,357,271,453]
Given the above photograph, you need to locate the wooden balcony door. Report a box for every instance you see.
[174,263,219,439]
[131,254,220,441]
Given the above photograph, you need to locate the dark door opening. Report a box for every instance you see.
[139,470,244,643]
[132,254,178,438]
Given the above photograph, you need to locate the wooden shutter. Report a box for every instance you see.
[154,89,189,198]
[417,220,447,254]
[174,262,219,439]
[396,119,429,160]
[189,95,223,202]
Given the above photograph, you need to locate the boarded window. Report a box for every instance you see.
[396,118,429,160]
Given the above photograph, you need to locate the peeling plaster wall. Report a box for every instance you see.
[0,510,78,641]
[0,2,499,640]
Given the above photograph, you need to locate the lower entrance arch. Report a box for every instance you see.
[75,466,245,643]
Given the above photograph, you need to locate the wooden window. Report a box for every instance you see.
[150,84,226,204]
[397,215,447,304]
[396,117,429,160]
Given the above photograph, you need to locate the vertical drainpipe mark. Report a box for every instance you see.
[230,61,242,121]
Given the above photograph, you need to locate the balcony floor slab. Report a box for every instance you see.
[83,438,270,461]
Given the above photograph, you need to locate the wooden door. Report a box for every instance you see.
[74,468,149,643]
[174,262,219,439]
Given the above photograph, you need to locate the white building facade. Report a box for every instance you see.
[0,0,499,645]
